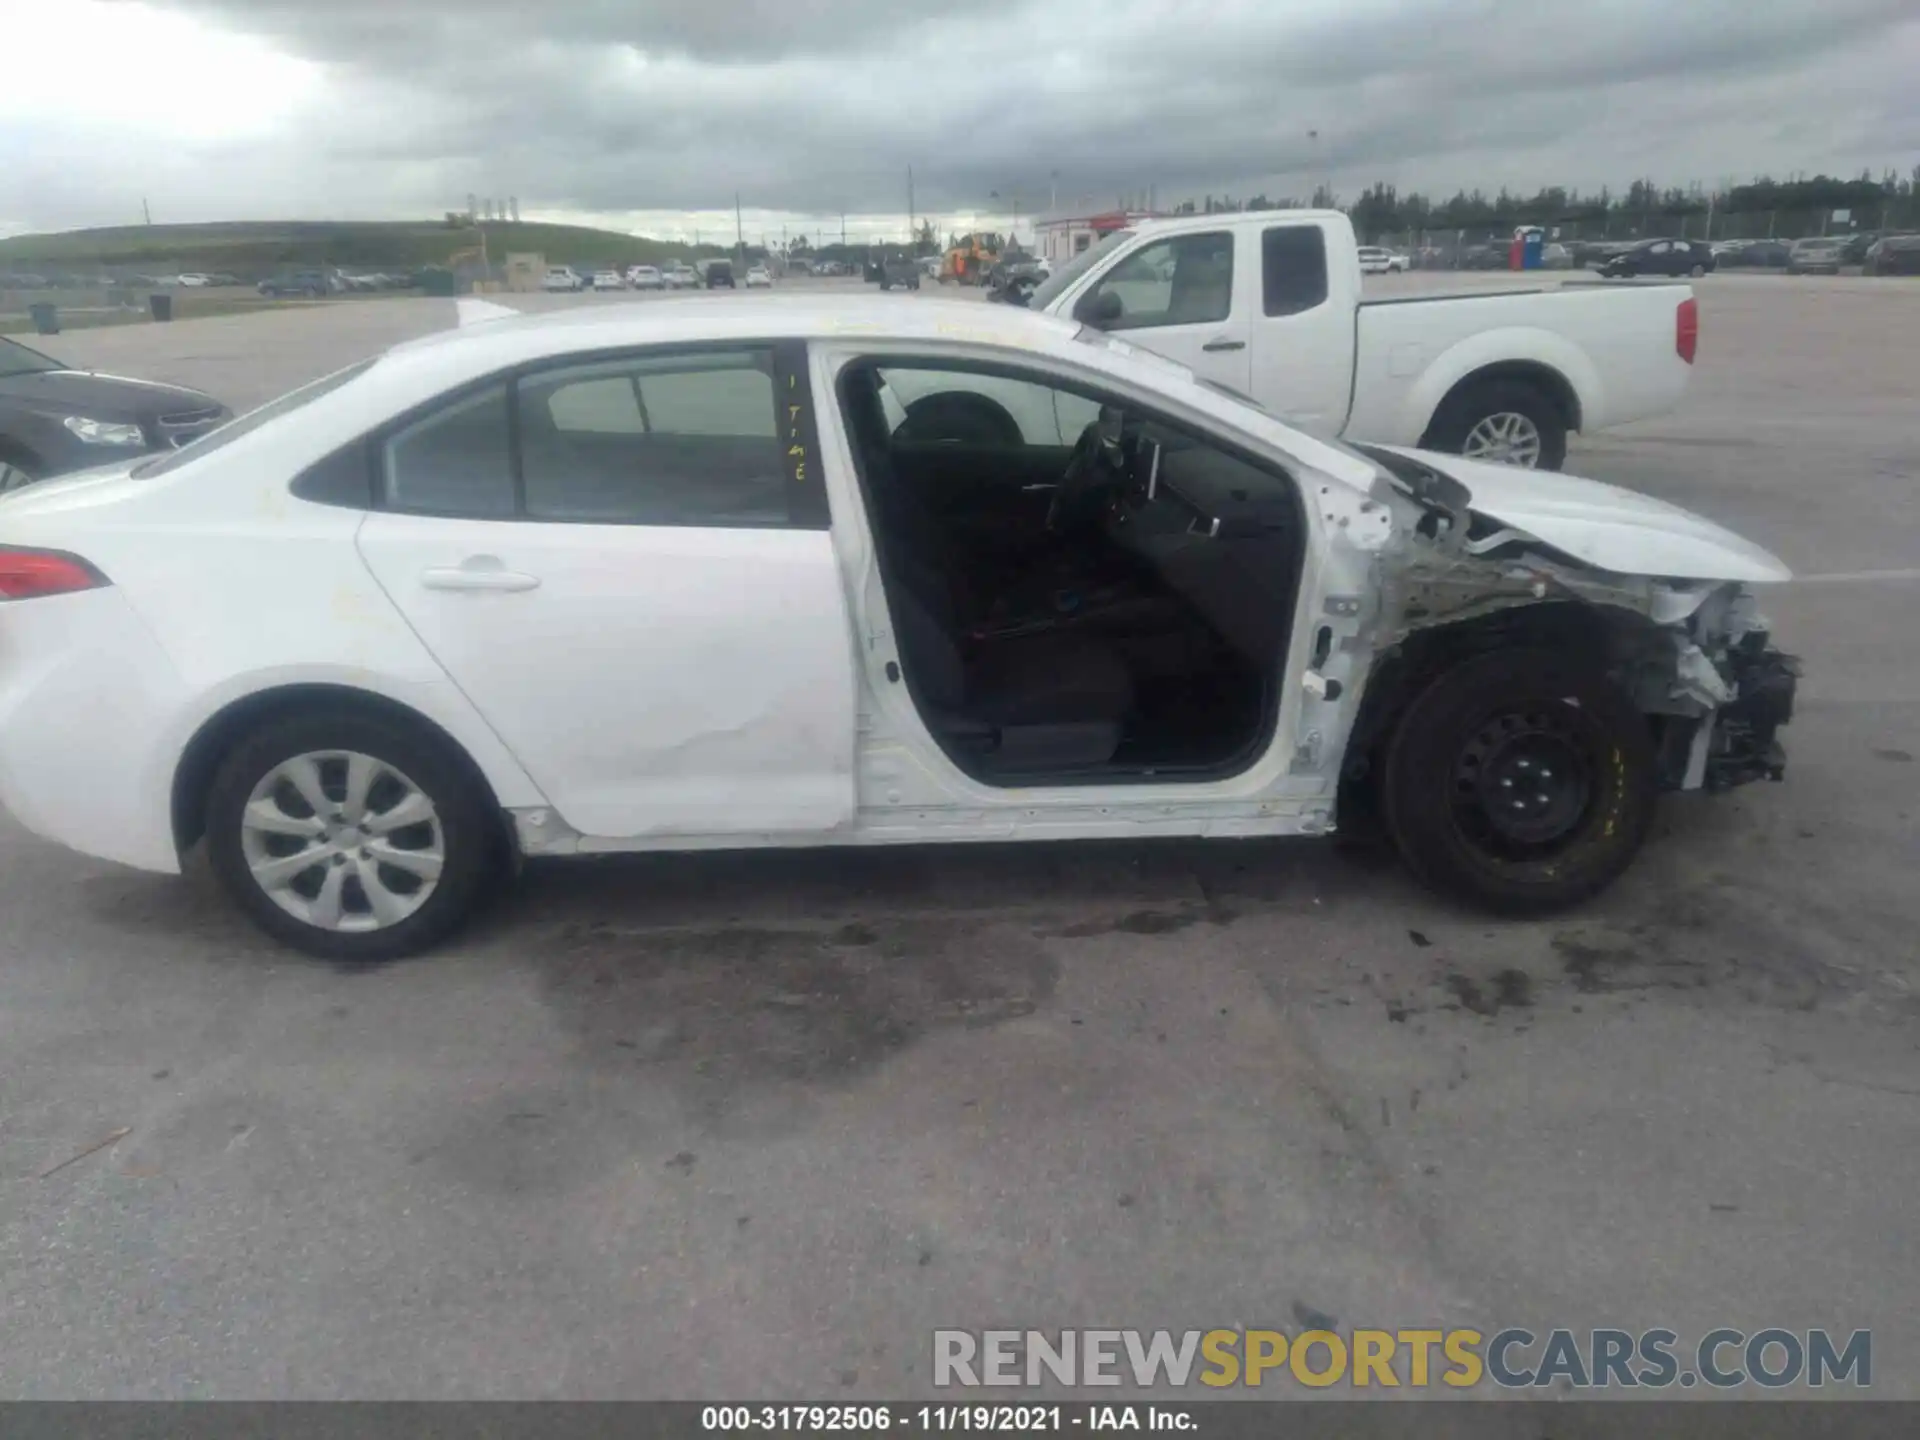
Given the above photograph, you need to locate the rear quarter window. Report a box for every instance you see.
[1261,226,1329,317]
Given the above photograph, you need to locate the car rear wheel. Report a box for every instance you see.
[205,707,499,962]
[1381,648,1657,915]
[1431,379,1568,470]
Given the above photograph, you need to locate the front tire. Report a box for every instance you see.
[1380,649,1657,915]
[1429,379,1568,470]
[205,707,500,961]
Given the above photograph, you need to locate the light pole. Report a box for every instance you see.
[990,190,1020,247]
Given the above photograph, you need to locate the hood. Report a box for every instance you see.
[0,368,220,418]
[1378,446,1792,583]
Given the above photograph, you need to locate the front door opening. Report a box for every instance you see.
[839,358,1304,785]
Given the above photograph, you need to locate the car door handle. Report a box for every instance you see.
[421,558,541,593]
[1201,338,1246,352]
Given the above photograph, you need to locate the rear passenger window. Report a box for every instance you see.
[382,382,515,516]
[516,349,786,525]
[1262,227,1329,316]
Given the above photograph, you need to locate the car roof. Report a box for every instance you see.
[389,295,1086,368]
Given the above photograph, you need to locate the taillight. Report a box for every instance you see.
[1676,297,1699,364]
[0,546,110,601]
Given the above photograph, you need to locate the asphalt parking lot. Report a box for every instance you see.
[3,273,1918,1399]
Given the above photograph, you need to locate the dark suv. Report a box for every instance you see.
[705,260,736,290]
[1598,238,1715,278]
[876,255,922,291]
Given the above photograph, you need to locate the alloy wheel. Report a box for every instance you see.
[0,459,39,493]
[1461,411,1544,468]
[239,750,445,933]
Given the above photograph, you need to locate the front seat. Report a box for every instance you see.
[841,368,1134,771]
[887,582,1134,773]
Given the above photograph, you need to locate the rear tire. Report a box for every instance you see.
[1690,264,1706,277]
[1428,379,1568,471]
[1380,649,1657,915]
[205,707,501,962]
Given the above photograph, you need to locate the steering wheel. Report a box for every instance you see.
[1046,414,1127,533]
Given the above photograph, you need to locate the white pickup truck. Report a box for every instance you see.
[999,210,1698,470]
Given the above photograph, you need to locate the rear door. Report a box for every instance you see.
[355,341,857,841]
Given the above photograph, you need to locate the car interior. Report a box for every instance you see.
[838,359,1304,784]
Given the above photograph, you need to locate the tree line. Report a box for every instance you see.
[1170,167,1920,243]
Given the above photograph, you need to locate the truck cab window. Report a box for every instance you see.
[1082,232,1232,331]
[1261,226,1329,317]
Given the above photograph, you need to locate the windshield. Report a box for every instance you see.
[132,357,378,478]
[1028,228,1135,311]
[0,336,61,379]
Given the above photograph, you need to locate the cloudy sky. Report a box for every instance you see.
[2,0,1916,243]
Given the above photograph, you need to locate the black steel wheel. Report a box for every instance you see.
[1380,648,1657,914]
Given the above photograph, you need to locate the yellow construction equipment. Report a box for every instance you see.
[939,232,1002,285]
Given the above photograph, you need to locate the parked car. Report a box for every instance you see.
[705,260,736,289]
[1539,243,1572,270]
[1597,238,1715,278]
[1014,209,1699,470]
[591,270,626,292]
[175,273,212,288]
[1786,237,1844,275]
[876,255,922,291]
[0,335,230,494]
[1863,235,1920,276]
[258,271,332,298]
[1356,247,1410,274]
[1719,240,1791,269]
[663,263,700,289]
[745,264,773,288]
[1836,232,1880,266]
[541,268,584,293]
[627,265,665,290]
[0,296,1797,959]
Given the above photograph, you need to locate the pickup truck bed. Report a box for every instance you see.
[1346,280,1696,460]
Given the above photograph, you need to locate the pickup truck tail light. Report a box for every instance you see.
[0,546,111,602]
[1676,297,1700,364]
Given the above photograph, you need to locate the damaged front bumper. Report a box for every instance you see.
[1695,638,1800,792]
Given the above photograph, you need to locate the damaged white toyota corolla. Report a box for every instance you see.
[0,298,1798,960]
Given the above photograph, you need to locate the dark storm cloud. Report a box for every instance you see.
[29,0,1920,230]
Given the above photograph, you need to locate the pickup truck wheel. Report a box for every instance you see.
[1690,263,1706,277]
[1434,380,1568,470]
[1380,649,1657,916]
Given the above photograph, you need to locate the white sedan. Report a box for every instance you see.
[745,264,773,288]
[1356,247,1410,274]
[0,297,1798,961]
[591,270,626,292]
